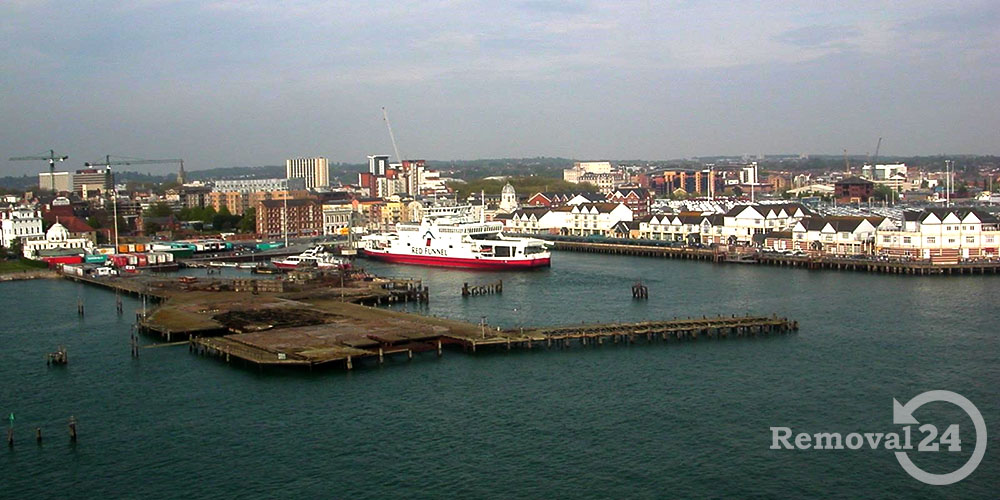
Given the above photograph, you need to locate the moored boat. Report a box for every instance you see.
[272,246,351,270]
[360,206,551,269]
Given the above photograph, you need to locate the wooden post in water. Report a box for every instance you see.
[35,427,42,444]
[6,427,12,448]
[68,416,77,442]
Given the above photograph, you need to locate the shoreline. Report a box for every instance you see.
[0,269,60,281]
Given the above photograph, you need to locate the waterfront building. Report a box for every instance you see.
[639,212,717,244]
[720,203,813,244]
[38,171,72,192]
[286,157,330,189]
[322,204,353,236]
[255,198,323,238]
[875,208,1000,262]
[22,221,95,258]
[506,207,565,234]
[783,216,886,254]
[73,168,112,195]
[1,206,44,249]
[569,203,633,236]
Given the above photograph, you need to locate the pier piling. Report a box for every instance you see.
[68,417,77,442]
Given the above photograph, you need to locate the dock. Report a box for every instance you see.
[550,240,1000,275]
[189,310,797,371]
[62,267,796,373]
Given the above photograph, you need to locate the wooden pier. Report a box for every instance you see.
[189,312,798,371]
[550,240,1000,275]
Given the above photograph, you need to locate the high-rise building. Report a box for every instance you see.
[38,172,72,192]
[368,155,390,176]
[73,168,112,195]
[286,157,330,189]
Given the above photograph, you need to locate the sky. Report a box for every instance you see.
[2,0,998,174]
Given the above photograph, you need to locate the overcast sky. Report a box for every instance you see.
[2,1,998,174]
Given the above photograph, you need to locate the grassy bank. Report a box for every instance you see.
[0,258,49,274]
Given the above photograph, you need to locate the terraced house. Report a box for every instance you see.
[875,208,1000,263]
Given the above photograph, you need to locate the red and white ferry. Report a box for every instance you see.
[272,246,351,270]
[360,206,551,269]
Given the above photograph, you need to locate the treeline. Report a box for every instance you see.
[142,203,255,232]
[447,176,596,198]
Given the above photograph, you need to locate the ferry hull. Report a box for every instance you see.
[361,249,550,269]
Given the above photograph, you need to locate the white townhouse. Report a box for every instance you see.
[1,206,45,249]
[876,208,1000,261]
[568,203,633,236]
[782,216,888,254]
[721,203,813,245]
[639,212,718,244]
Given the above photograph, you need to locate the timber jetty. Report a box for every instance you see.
[550,240,1000,275]
[60,268,797,373]
[189,312,796,371]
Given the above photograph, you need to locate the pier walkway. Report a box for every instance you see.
[550,240,1000,275]
[190,313,797,371]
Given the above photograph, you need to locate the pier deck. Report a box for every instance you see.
[190,307,797,370]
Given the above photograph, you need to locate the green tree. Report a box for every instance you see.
[144,202,173,217]
[238,208,256,233]
[872,184,898,202]
[212,206,240,231]
[86,216,102,229]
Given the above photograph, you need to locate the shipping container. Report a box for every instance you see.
[85,254,108,264]
[118,244,130,253]
[43,256,83,266]
[135,244,146,253]
[136,255,148,267]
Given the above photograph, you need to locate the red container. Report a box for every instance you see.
[43,256,83,266]
[137,254,148,267]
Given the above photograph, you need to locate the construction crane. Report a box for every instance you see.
[8,149,69,192]
[84,155,184,248]
[382,107,404,165]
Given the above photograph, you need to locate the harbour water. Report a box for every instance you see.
[1,252,997,498]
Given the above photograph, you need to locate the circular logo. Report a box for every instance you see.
[893,390,987,485]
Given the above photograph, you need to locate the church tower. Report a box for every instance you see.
[177,161,186,185]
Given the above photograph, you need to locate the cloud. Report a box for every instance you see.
[774,25,861,48]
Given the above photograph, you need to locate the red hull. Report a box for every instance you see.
[361,250,550,269]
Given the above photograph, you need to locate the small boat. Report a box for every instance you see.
[272,246,351,270]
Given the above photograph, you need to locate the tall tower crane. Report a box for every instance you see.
[85,155,184,248]
[8,149,69,192]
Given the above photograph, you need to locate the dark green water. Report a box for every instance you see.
[1,252,997,498]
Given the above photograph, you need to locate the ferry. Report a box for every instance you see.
[272,246,351,270]
[360,206,551,269]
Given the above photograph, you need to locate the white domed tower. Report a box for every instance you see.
[46,221,70,242]
[499,182,518,214]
